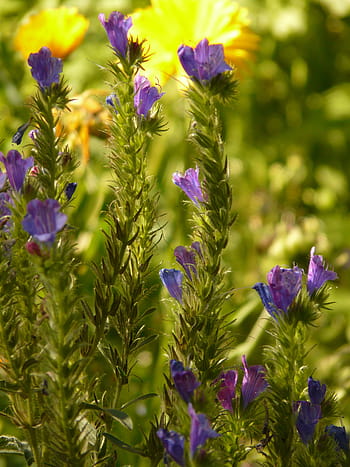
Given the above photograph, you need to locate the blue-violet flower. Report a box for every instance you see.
[293,401,322,444]
[28,47,63,89]
[307,246,338,295]
[170,360,200,402]
[172,167,205,206]
[325,425,349,452]
[157,428,185,466]
[0,150,34,192]
[188,403,220,458]
[159,268,183,303]
[174,243,199,279]
[308,376,326,405]
[134,75,164,117]
[178,38,232,82]
[22,198,67,245]
[253,265,303,319]
[0,192,12,230]
[65,182,77,200]
[216,370,238,412]
[99,11,132,57]
[241,355,268,408]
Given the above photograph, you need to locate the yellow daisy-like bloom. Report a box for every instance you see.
[131,0,259,83]
[14,7,89,59]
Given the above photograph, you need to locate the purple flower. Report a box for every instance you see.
[0,192,12,230]
[29,129,40,141]
[268,265,303,311]
[159,268,183,303]
[0,150,34,192]
[241,355,268,409]
[188,403,220,458]
[28,47,63,89]
[174,243,199,279]
[99,11,132,57]
[0,170,7,190]
[172,167,206,206]
[22,199,67,245]
[157,428,185,466]
[325,425,349,452]
[133,75,164,117]
[216,370,238,412]
[253,265,303,319]
[293,401,322,444]
[170,360,200,403]
[178,38,232,82]
[65,182,77,200]
[307,247,338,295]
[308,377,326,405]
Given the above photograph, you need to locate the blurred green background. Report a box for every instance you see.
[1,0,350,465]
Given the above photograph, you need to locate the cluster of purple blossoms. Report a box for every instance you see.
[133,75,164,117]
[178,38,232,82]
[172,167,206,206]
[293,376,326,444]
[99,11,132,58]
[28,47,63,89]
[157,360,219,465]
[253,248,337,320]
[216,355,268,411]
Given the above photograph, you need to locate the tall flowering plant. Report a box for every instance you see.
[0,6,348,467]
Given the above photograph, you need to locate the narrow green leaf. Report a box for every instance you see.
[131,334,158,352]
[121,393,159,409]
[103,409,133,430]
[81,403,133,430]
[103,433,145,456]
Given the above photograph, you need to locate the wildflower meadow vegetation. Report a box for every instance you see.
[1,0,350,466]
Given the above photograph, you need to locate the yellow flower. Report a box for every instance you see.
[14,7,89,59]
[54,90,110,164]
[131,0,259,83]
